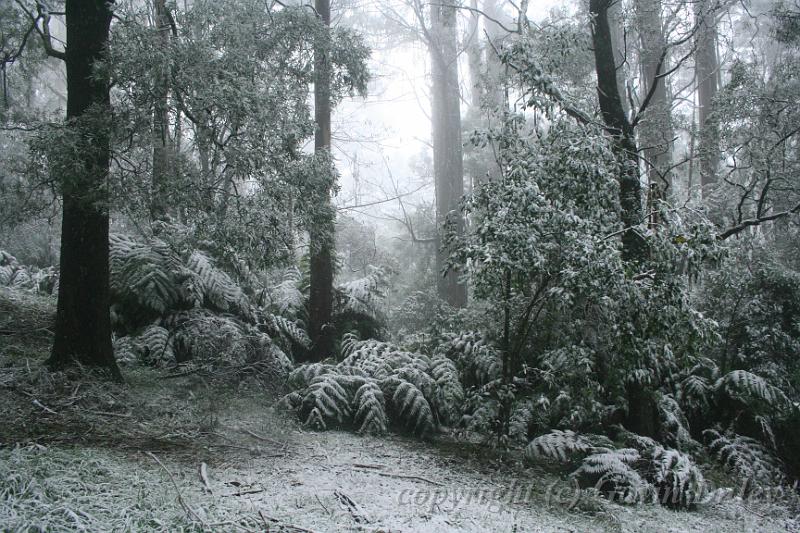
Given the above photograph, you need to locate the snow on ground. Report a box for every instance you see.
[1,387,797,532]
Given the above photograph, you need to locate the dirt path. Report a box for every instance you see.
[2,380,795,532]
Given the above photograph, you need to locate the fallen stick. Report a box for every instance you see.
[84,409,131,418]
[199,462,212,494]
[32,399,57,414]
[353,466,443,486]
[258,511,320,533]
[243,428,284,447]
[222,488,265,497]
[146,452,206,526]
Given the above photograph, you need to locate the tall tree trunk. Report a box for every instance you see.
[636,0,674,204]
[151,0,172,223]
[308,0,335,360]
[430,1,467,308]
[465,0,482,110]
[590,0,645,263]
[694,0,719,199]
[48,0,121,380]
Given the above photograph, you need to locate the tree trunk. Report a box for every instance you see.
[48,0,121,380]
[590,0,645,262]
[308,0,336,361]
[694,0,719,198]
[635,0,675,205]
[151,0,172,223]
[430,1,467,308]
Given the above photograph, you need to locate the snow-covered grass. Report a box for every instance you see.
[1,288,798,532]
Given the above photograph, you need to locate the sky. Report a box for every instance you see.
[331,0,572,225]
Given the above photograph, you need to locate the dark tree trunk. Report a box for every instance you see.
[307,0,335,361]
[590,0,646,263]
[430,1,467,308]
[151,0,172,222]
[48,0,120,380]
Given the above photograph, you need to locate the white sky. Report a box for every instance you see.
[331,0,574,222]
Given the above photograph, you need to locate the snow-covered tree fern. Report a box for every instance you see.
[282,339,459,436]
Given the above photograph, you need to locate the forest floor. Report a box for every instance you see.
[1,287,798,532]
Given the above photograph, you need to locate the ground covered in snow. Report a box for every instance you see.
[1,288,798,532]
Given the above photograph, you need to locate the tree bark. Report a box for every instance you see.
[308,0,336,360]
[430,1,467,308]
[636,0,674,204]
[590,0,645,262]
[694,0,720,198]
[151,0,172,223]
[48,0,121,379]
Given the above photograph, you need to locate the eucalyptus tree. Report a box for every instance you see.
[694,0,720,198]
[308,0,336,360]
[429,0,467,308]
[9,0,123,377]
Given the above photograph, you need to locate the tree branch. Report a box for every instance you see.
[717,202,800,240]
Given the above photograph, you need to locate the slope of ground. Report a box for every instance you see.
[0,288,797,532]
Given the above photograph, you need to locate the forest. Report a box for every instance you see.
[0,0,799,531]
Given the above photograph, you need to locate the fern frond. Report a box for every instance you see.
[263,313,311,351]
[301,374,352,426]
[649,446,705,509]
[337,266,387,319]
[137,324,175,366]
[705,429,785,488]
[340,331,361,358]
[657,394,697,450]
[525,430,611,463]
[428,356,465,425]
[288,363,334,389]
[573,448,647,504]
[715,370,790,410]
[353,382,387,434]
[186,251,251,318]
[390,379,435,436]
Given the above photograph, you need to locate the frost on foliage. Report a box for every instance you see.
[0,250,58,295]
[657,394,698,450]
[337,266,387,320]
[705,429,785,489]
[439,332,501,387]
[186,251,251,319]
[650,446,705,509]
[715,370,790,411]
[262,312,311,352]
[282,339,448,436]
[524,430,611,463]
[573,448,647,503]
[354,382,387,434]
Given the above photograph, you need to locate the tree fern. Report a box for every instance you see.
[715,369,790,411]
[657,394,698,450]
[110,233,186,327]
[353,381,387,434]
[525,430,611,463]
[705,429,785,489]
[137,324,175,366]
[649,446,705,509]
[300,374,352,427]
[284,339,443,436]
[390,379,435,436]
[262,312,311,353]
[337,266,387,318]
[186,251,251,319]
[428,356,465,425]
[573,448,647,503]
